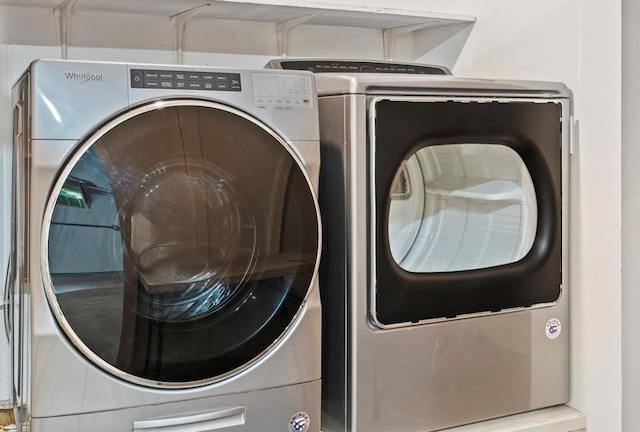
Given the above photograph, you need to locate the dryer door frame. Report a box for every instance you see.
[41,98,321,388]
[368,95,566,328]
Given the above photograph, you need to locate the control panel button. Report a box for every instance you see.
[131,70,144,88]
[230,74,241,90]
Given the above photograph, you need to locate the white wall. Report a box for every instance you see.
[0,45,13,408]
[0,1,624,431]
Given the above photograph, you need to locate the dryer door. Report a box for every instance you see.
[371,97,563,327]
[43,100,320,387]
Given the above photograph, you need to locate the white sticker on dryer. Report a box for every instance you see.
[545,318,562,339]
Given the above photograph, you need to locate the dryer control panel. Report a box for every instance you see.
[265,59,450,75]
[130,68,241,91]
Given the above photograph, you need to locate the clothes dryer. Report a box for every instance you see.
[269,60,570,432]
[8,60,321,432]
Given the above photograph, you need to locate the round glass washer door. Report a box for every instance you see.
[43,99,320,388]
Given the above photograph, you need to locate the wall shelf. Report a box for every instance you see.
[0,0,475,65]
[0,0,475,29]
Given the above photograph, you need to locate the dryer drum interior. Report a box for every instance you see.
[44,100,320,386]
[372,98,562,326]
[388,143,538,272]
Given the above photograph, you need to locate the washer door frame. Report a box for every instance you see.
[368,95,564,328]
[41,98,321,388]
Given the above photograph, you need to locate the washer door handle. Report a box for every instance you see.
[133,406,245,431]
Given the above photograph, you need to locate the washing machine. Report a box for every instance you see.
[268,59,570,432]
[7,59,321,432]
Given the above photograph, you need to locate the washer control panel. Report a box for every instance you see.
[130,69,241,91]
[252,73,313,108]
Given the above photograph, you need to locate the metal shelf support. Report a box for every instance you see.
[170,3,211,65]
[54,0,77,60]
[276,13,317,58]
[383,21,443,61]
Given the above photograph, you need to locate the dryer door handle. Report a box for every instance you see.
[133,407,245,431]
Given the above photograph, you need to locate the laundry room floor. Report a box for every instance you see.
[0,409,13,429]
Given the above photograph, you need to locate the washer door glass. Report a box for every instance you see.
[45,100,319,386]
[389,144,538,273]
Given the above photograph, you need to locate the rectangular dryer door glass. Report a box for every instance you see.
[389,143,538,273]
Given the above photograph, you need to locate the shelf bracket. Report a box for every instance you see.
[276,13,317,58]
[54,0,77,60]
[383,22,440,61]
[170,3,211,65]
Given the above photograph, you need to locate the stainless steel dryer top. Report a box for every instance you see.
[312,73,571,97]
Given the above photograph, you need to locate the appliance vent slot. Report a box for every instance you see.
[391,164,411,199]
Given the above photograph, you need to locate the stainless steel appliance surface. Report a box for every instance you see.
[8,59,322,432]
[313,73,570,431]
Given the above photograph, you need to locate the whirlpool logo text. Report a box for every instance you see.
[64,72,104,84]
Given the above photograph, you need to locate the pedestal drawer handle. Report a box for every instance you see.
[133,406,245,431]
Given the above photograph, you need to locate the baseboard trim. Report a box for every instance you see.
[439,405,586,432]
